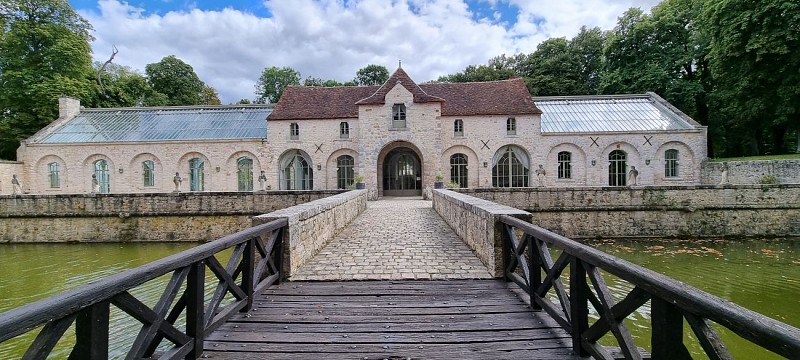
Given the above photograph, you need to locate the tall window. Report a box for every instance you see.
[48,162,60,188]
[280,151,313,190]
[290,123,299,140]
[189,158,204,191]
[557,152,572,179]
[454,119,464,137]
[492,146,529,187]
[142,160,155,187]
[608,150,627,186]
[237,157,254,191]
[340,122,350,139]
[665,149,679,177]
[450,153,468,188]
[337,155,354,189]
[506,117,516,135]
[392,104,406,128]
[94,159,110,193]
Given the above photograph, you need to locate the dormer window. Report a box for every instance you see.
[392,104,406,128]
[506,117,516,136]
[290,123,299,140]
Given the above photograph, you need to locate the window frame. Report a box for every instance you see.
[48,162,60,188]
[336,155,355,189]
[340,122,350,139]
[506,117,516,136]
[450,153,468,188]
[142,160,155,187]
[454,119,464,137]
[665,149,679,178]
[290,123,299,140]
[492,146,529,188]
[189,158,205,192]
[237,157,254,191]
[557,151,572,179]
[94,159,110,193]
[608,150,627,186]
[392,104,407,128]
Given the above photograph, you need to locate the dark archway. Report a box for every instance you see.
[380,145,422,196]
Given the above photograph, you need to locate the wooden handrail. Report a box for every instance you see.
[0,217,287,358]
[499,214,800,359]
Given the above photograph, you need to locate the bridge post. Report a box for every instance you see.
[242,239,255,312]
[569,259,589,357]
[186,261,205,359]
[528,236,541,311]
[71,301,109,360]
[651,297,692,359]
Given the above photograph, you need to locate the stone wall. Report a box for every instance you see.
[432,189,531,277]
[458,185,800,239]
[0,191,344,242]
[252,189,368,277]
[0,160,24,195]
[701,159,800,185]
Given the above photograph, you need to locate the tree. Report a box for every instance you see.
[304,76,344,87]
[354,64,389,86]
[524,38,586,96]
[145,55,204,106]
[569,26,606,95]
[0,0,94,160]
[706,0,800,155]
[254,66,300,104]
[200,85,221,105]
[86,62,167,108]
[437,57,516,83]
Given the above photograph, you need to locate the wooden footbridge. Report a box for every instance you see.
[1,192,799,359]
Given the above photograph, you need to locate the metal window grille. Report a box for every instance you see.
[48,162,60,188]
[665,149,679,177]
[608,150,627,186]
[337,155,354,189]
[450,153,468,188]
[557,152,572,179]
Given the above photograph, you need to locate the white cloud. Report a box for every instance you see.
[78,0,660,104]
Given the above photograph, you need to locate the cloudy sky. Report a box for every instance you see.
[71,0,661,103]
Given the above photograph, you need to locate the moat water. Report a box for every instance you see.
[0,240,797,359]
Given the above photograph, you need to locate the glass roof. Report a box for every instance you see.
[535,97,694,133]
[38,106,270,143]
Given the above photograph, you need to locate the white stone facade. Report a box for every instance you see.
[8,69,708,196]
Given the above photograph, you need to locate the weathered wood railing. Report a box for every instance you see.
[500,215,800,359]
[0,218,286,359]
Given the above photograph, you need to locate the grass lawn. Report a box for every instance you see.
[710,154,800,162]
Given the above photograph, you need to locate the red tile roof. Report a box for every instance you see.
[268,70,540,120]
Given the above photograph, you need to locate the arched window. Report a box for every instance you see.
[340,122,349,139]
[454,119,464,137]
[189,158,205,191]
[280,151,313,190]
[492,146,529,187]
[506,117,516,135]
[142,160,155,187]
[48,162,60,188]
[557,151,572,179]
[450,153,468,188]
[237,157,254,191]
[290,123,299,140]
[665,149,679,177]
[392,104,406,128]
[94,159,110,193]
[608,150,627,186]
[336,155,354,189]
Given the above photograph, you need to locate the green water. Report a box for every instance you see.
[0,241,797,359]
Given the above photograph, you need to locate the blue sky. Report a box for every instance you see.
[70,0,659,103]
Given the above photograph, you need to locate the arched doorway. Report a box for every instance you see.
[383,147,422,196]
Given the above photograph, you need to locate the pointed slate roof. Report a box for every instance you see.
[355,67,445,105]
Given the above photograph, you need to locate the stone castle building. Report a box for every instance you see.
[1,68,707,197]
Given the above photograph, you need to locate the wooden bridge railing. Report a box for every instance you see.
[500,214,800,359]
[0,218,286,360]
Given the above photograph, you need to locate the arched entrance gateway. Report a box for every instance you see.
[378,142,423,197]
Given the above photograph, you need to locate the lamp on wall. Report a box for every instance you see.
[215,166,220,172]
[591,160,596,166]
[118,168,123,174]
[483,161,488,168]
[645,159,651,165]
[317,164,322,170]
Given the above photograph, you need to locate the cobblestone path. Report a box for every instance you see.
[291,198,493,281]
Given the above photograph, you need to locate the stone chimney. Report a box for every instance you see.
[58,96,81,119]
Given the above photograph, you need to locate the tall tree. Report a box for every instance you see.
[706,0,800,155]
[569,26,606,95]
[200,85,221,105]
[354,64,389,86]
[86,62,167,108]
[524,38,586,96]
[254,66,300,104]
[0,0,94,159]
[437,56,516,83]
[145,55,204,106]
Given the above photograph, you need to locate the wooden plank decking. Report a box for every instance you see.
[203,280,582,359]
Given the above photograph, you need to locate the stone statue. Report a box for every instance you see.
[535,165,546,187]
[11,174,22,194]
[173,172,182,192]
[258,170,267,192]
[628,166,639,186]
[91,174,99,193]
[719,163,729,185]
